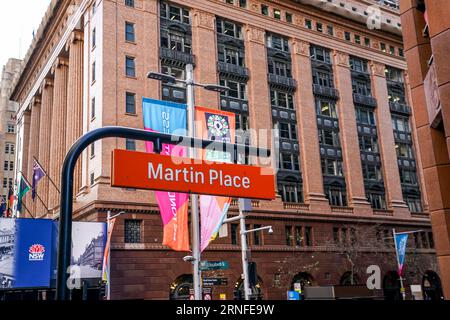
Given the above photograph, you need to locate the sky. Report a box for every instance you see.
[0,0,51,68]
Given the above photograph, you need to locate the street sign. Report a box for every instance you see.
[203,278,228,286]
[203,287,212,300]
[200,261,229,271]
[219,293,227,300]
[111,150,276,200]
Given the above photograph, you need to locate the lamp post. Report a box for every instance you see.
[105,210,126,300]
[147,64,229,300]
[222,198,273,300]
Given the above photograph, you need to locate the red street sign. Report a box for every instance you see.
[111,149,276,200]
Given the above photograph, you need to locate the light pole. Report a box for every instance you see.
[148,64,229,300]
[222,198,273,300]
[105,210,126,300]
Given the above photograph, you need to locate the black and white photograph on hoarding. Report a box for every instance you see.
[0,219,16,289]
[71,222,107,279]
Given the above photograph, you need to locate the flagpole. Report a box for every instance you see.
[33,157,61,194]
[392,228,406,300]
[20,171,50,213]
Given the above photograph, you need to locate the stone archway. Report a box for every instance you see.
[422,271,444,300]
[339,271,361,285]
[290,272,315,292]
[234,276,264,300]
[169,274,193,300]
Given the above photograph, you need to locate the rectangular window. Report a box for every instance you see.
[92,61,96,82]
[285,226,293,246]
[286,12,293,23]
[305,227,312,246]
[380,42,386,52]
[90,143,95,158]
[231,223,239,245]
[92,28,96,48]
[91,97,96,120]
[4,144,9,154]
[354,34,361,44]
[125,22,135,42]
[389,46,395,55]
[261,5,269,16]
[253,224,262,245]
[239,0,247,8]
[2,178,7,189]
[9,162,13,171]
[273,9,281,20]
[364,37,371,47]
[125,0,134,7]
[126,92,136,114]
[90,172,95,186]
[345,31,351,41]
[126,139,136,151]
[327,25,334,36]
[3,161,7,171]
[316,22,323,32]
[124,220,142,243]
[125,56,136,77]
[305,19,312,29]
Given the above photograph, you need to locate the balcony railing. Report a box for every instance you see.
[331,206,354,214]
[313,84,340,99]
[217,61,249,79]
[353,93,378,107]
[389,101,412,115]
[268,73,297,89]
[160,47,195,66]
[283,202,310,211]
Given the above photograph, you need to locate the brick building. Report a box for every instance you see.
[0,59,21,210]
[9,0,441,300]
[399,0,450,299]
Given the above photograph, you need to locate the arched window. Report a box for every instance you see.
[234,277,263,300]
[422,271,444,301]
[290,272,315,292]
[169,274,193,300]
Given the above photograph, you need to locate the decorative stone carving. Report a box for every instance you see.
[292,39,310,56]
[51,57,69,75]
[39,78,54,94]
[65,29,84,51]
[333,50,349,68]
[371,61,386,77]
[246,26,265,44]
[193,10,215,30]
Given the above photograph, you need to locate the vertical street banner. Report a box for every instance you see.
[102,218,116,282]
[395,233,408,276]
[142,98,190,251]
[195,106,236,252]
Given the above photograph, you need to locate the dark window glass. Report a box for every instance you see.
[124,220,142,243]
[125,22,135,42]
[126,92,136,114]
[126,56,136,77]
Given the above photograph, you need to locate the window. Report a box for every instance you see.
[266,33,289,52]
[398,47,404,57]
[125,0,134,7]
[218,46,245,66]
[286,12,293,23]
[316,99,338,118]
[276,121,297,140]
[220,79,247,100]
[92,61,96,82]
[253,224,262,245]
[428,232,434,248]
[216,18,242,39]
[279,153,300,171]
[368,193,386,209]
[162,30,192,54]
[313,70,334,88]
[354,34,361,44]
[359,135,379,153]
[125,56,136,77]
[90,172,95,186]
[327,25,334,36]
[285,226,293,246]
[362,164,382,181]
[231,223,239,245]
[90,143,95,158]
[364,37,371,47]
[386,67,404,83]
[160,2,190,24]
[316,22,323,32]
[349,56,368,73]
[273,9,281,20]
[295,226,303,246]
[396,143,413,158]
[318,128,340,147]
[356,107,376,125]
[92,28,96,48]
[261,5,269,16]
[126,139,136,151]
[380,42,386,52]
[321,158,344,176]
[345,31,351,41]
[327,188,347,207]
[400,168,418,185]
[9,162,13,171]
[239,0,247,8]
[305,227,313,246]
[352,79,372,96]
[5,144,9,154]
[91,97,96,120]
[406,197,422,213]
[389,46,395,55]
[125,22,135,42]
[392,115,410,132]
[279,181,302,203]
[126,92,136,114]
[125,220,142,243]
[310,46,331,64]
[268,60,292,77]
[333,227,340,243]
[305,19,312,29]
[271,90,294,110]
[3,161,8,171]
[2,178,7,189]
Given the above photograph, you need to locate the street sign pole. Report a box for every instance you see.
[239,207,251,300]
[186,63,202,301]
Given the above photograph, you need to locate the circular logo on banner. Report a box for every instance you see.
[207,114,230,138]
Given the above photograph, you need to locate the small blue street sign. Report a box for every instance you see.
[287,291,300,300]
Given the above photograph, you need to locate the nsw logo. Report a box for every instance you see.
[29,244,46,261]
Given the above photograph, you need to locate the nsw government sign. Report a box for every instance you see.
[111,149,275,200]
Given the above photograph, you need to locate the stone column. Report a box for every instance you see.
[370,61,409,217]
[66,30,84,196]
[192,10,219,108]
[49,58,69,211]
[26,96,41,216]
[36,78,53,217]
[19,110,31,218]
[333,51,371,214]
[291,39,329,212]
[244,26,277,194]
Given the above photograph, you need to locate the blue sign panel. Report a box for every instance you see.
[287,291,300,300]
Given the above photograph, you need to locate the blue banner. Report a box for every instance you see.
[142,98,187,135]
[395,233,408,275]
[13,219,53,288]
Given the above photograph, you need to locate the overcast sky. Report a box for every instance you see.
[0,0,51,68]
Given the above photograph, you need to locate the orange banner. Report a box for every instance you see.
[111,149,275,200]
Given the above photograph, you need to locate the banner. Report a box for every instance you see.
[395,233,408,276]
[195,106,235,252]
[102,218,116,282]
[143,98,190,251]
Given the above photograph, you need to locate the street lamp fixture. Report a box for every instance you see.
[202,84,229,93]
[147,71,177,84]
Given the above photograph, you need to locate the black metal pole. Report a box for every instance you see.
[56,126,270,300]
